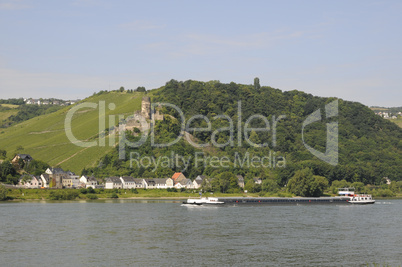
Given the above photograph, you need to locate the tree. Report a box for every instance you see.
[119,86,125,92]
[136,86,146,92]
[262,179,279,193]
[287,168,328,197]
[244,179,261,193]
[0,149,6,159]
[0,161,16,182]
[0,185,7,200]
[254,77,260,90]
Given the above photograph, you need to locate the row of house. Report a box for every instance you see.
[24,98,80,106]
[104,173,250,190]
[17,162,251,190]
[18,167,99,189]
[375,111,401,119]
[105,173,198,190]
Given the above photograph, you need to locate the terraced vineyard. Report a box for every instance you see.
[0,91,145,173]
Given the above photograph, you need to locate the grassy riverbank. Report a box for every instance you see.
[4,188,402,201]
[5,188,296,201]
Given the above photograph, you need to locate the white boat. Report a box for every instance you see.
[338,187,375,205]
[348,194,375,204]
[182,197,224,206]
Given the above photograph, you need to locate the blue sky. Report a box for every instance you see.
[0,0,401,107]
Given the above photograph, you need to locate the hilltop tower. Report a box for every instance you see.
[141,96,151,119]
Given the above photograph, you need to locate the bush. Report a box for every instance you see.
[86,194,98,200]
[110,192,119,198]
[0,185,7,200]
[373,189,395,198]
[80,188,88,194]
[48,190,79,200]
[130,188,138,194]
[87,187,95,194]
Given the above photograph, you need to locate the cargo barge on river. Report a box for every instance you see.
[215,196,351,204]
[182,196,351,205]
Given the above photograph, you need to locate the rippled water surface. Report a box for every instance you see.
[1,199,401,266]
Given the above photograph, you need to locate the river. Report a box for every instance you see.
[0,199,401,266]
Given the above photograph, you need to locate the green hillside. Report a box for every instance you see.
[0,91,145,173]
[1,80,401,188]
[0,104,19,122]
[84,80,402,186]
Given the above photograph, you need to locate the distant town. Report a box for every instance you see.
[13,154,248,191]
[24,98,81,106]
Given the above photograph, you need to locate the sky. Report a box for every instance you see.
[0,0,401,107]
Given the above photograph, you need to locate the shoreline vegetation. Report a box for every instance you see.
[2,188,402,201]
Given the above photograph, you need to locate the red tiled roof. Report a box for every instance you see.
[172,172,182,180]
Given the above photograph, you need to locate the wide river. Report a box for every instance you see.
[0,199,401,266]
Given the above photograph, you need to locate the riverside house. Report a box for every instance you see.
[18,174,42,188]
[105,177,123,189]
[120,177,136,189]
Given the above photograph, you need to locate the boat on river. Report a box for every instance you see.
[338,188,375,205]
[182,197,224,206]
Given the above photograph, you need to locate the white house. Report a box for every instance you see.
[193,175,205,189]
[40,174,50,188]
[120,176,136,189]
[18,175,42,188]
[86,177,98,188]
[133,179,144,188]
[153,178,169,189]
[79,175,98,188]
[174,178,193,189]
[105,177,122,189]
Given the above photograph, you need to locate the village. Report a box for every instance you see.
[13,154,251,191]
[16,167,250,191]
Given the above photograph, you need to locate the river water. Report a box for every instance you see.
[0,199,401,266]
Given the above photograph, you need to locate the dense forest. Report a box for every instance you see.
[82,80,402,195]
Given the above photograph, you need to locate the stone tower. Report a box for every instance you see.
[141,96,151,119]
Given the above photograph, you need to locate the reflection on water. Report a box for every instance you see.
[0,199,401,266]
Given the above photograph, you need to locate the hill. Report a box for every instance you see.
[83,80,402,185]
[0,91,145,173]
[1,80,401,186]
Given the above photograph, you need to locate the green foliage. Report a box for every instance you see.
[110,192,119,198]
[287,168,328,197]
[0,185,7,200]
[130,188,138,194]
[0,91,144,173]
[262,179,279,193]
[167,187,177,192]
[0,161,17,184]
[24,159,50,176]
[372,189,395,197]
[1,104,63,128]
[136,86,146,92]
[244,180,261,193]
[87,187,95,194]
[48,190,79,200]
[80,188,88,194]
[86,194,98,199]
[0,149,6,159]
[1,80,401,185]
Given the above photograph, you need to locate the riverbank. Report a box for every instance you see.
[3,188,402,201]
[3,188,295,201]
